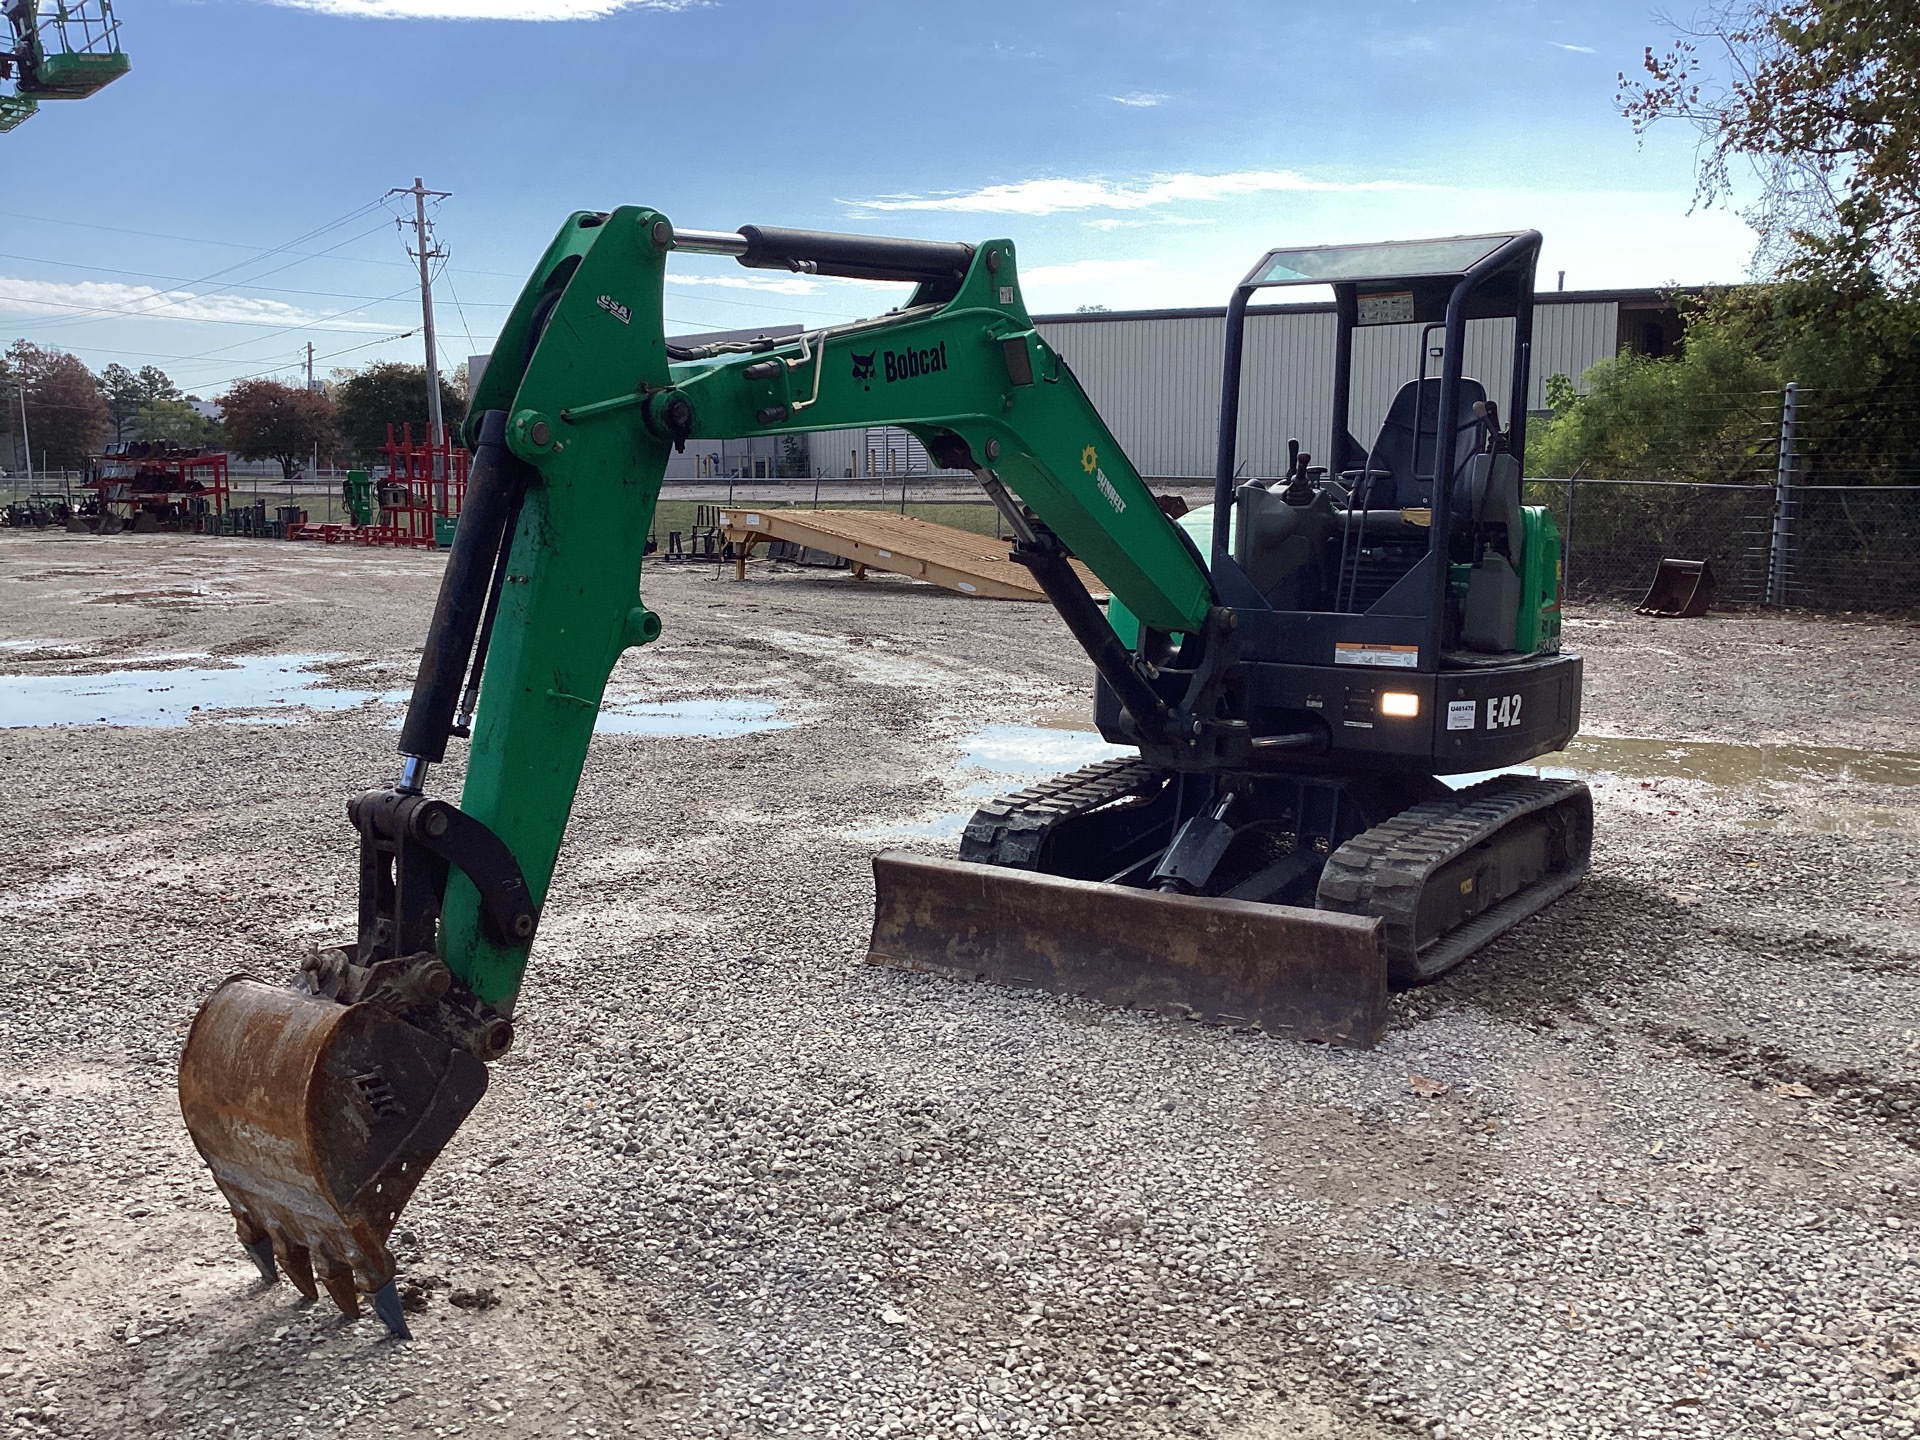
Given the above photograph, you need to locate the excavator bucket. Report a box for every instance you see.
[178,977,488,1335]
[867,853,1389,1046]
[1635,557,1717,617]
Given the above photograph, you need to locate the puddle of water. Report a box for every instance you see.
[867,725,1135,843]
[595,698,790,738]
[1451,735,1920,790]
[962,725,1132,779]
[0,655,379,728]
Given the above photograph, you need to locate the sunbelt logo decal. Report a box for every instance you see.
[851,341,949,386]
[1082,444,1125,514]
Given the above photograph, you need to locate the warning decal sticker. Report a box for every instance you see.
[1334,642,1420,669]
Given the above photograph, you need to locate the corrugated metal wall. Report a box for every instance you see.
[657,300,1622,482]
[1037,299,1618,480]
[1531,301,1618,404]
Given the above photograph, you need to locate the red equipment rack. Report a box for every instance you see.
[85,446,228,531]
[289,425,469,547]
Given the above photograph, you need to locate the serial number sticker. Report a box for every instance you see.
[1334,642,1419,669]
[1446,700,1477,731]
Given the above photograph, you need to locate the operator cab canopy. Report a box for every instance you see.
[1240,232,1537,324]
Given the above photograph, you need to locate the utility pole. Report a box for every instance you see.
[18,381,31,485]
[387,176,451,457]
[305,341,315,390]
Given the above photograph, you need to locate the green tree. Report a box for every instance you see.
[99,362,183,443]
[1529,274,1920,486]
[1620,1,1920,277]
[221,379,336,479]
[1527,317,1782,483]
[776,434,809,478]
[100,362,141,443]
[137,396,218,447]
[330,361,464,460]
[5,341,106,471]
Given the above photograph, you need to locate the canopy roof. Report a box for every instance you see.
[1243,234,1529,289]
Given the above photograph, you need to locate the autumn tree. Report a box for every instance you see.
[221,380,337,479]
[1620,1,1920,278]
[330,361,464,461]
[5,341,107,471]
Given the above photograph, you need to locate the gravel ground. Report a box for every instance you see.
[0,531,1916,1440]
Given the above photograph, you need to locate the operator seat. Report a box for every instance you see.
[1349,376,1487,509]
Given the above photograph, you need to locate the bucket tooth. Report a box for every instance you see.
[371,1281,413,1340]
[234,1214,278,1284]
[278,1241,319,1304]
[320,1261,361,1318]
[868,852,1389,1047]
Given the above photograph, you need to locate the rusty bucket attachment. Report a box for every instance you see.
[1636,557,1717,618]
[867,852,1389,1046]
[178,976,488,1336]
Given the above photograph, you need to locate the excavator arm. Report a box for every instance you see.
[178,207,1224,1331]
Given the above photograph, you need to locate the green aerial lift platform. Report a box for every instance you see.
[1,0,128,132]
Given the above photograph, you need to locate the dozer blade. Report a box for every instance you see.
[178,976,488,1334]
[867,852,1388,1046]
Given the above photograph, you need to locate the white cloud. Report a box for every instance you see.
[667,273,821,297]
[850,169,1430,217]
[0,276,392,330]
[259,0,689,19]
[1109,91,1168,108]
[1551,42,1597,53]
[1019,259,1156,286]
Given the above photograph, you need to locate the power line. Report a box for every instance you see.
[161,287,419,366]
[21,201,391,335]
[0,288,414,332]
[0,248,475,306]
[0,206,455,272]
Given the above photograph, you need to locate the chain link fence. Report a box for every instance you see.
[1521,479,1920,611]
[1525,380,1920,613]
[1522,479,1776,606]
[1776,483,1920,611]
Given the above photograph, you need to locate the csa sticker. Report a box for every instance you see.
[1446,700,1476,731]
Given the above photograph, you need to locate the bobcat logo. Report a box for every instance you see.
[850,350,876,381]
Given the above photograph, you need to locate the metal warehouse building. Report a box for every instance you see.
[665,287,1685,483]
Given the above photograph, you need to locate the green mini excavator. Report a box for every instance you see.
[178,208,1590,1334]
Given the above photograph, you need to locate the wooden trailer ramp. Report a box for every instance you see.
[719,507,1106,602]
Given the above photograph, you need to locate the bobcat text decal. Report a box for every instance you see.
[851,341,949,385]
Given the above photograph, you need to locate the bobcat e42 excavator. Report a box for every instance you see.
[178,209,1591,1335]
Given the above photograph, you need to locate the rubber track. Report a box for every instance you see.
[1316,776,1592,985]
[959,757,1166,869]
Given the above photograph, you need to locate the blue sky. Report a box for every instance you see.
[0,0,1758,397]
